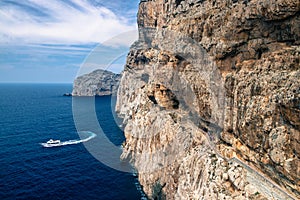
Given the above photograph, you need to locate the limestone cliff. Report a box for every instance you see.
[116,0,300,199]
[72,69,121,96]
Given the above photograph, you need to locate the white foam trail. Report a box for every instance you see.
[40,131,96,148]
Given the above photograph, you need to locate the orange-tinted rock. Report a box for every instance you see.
[116,0,300,199]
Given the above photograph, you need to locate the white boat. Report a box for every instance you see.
[46,139,61,144]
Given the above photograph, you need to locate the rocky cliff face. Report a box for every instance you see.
[72,69,121,96]
[116,0,300,199]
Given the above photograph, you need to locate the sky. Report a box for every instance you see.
[0,0,140,83]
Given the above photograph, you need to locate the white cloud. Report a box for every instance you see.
[0,0,138,45]
[102,30,138,47]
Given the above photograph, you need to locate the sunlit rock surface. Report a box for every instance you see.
[116,0,300,199]
[73,69,121,96]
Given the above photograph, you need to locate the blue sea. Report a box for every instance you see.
[0,83,144,200]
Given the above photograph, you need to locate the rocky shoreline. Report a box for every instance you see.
[72,69,121,96]
[116,0,300,199]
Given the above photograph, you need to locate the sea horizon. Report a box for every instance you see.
[0,83,145,199]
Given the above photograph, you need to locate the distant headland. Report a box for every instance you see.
[71,69,121,96]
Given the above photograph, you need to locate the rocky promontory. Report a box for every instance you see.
[72,69,121,96]
[116,0,300,199]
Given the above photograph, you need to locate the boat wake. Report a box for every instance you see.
[40,131,96,148]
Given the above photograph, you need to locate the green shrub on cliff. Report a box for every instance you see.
[152,181,166,200]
